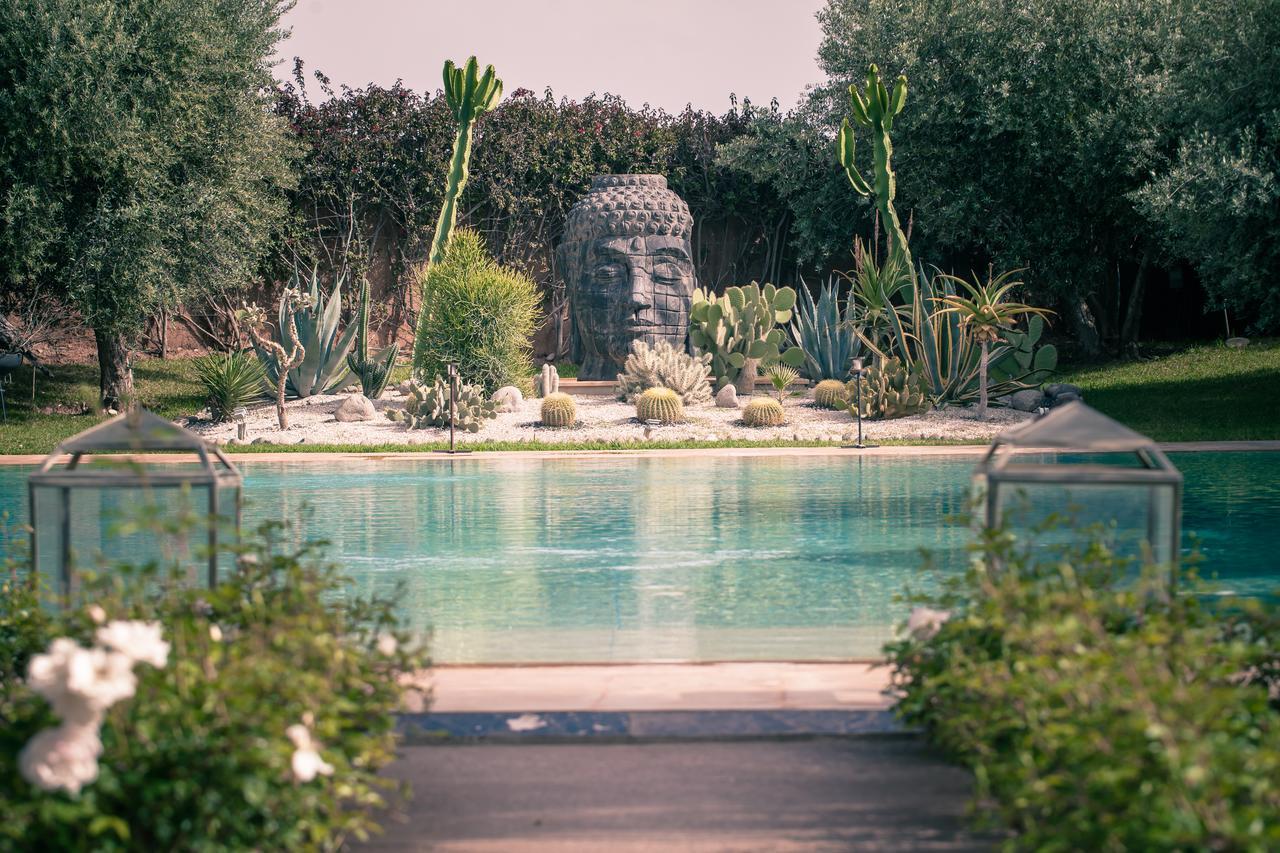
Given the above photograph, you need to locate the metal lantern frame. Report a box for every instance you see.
[974,401,1183,568]
[28,408,243,596]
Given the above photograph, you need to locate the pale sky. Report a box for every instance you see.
[277,0,828,114]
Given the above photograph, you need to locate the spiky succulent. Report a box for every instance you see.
[813,379,850,410]
[615,339,712,404]
[388,375,497,432]
[689,282,807,393]
[847,357,929,420]
[635,387,684,424]
[742,397,786,427]
[540,392,576,427]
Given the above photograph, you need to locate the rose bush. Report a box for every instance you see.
[0,521,428,851]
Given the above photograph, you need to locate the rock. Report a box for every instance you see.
[334,394,376,422]
[251,437,269,445]
[1044,383,1082,399]
[1226,337,1250,349]
[491,385,524,413]
[1009,389,1045,412]
[397,379,414,394]
[1052,391,1082,406]
[715,385,739,408]
[341,385,359,394]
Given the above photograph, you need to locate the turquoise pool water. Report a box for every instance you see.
[1,451,1277,662]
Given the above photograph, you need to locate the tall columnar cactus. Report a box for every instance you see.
[635,387,684,424]
[347,279,399,399]
[428,57,502,271]
[837,65,913,275]
[689,282,807,394]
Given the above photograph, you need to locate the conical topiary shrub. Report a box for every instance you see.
[540,392,576,427]
[635,387,684,423]
[812,379,849,410]
[742,397,786,427]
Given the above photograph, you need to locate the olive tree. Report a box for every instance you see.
[0,0,296,407]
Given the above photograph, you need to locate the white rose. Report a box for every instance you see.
[27,639,136,725]
[906,607,952,642]
[96,620,169,669]
[209,624,223,643]
[18,723,103,795]
[376,634,398,656]
[286,723,334,783]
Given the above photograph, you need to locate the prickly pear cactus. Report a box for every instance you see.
[742,397,786,427]
[990,314,1058,386]
[688,282,807,394]
[847,358,930,420]
[540,392,576,427]
[388,375,497,432]
[812,379,850,410]
[635,387,684,424]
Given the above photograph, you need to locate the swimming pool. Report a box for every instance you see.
[1,451,1276,662]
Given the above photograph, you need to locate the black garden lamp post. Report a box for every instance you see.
[28,408,243,599]
[434,363,472,455]
[843,358,877,450]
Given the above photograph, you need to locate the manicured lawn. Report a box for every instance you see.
[1,340,1276,454]
[1058,339,1280,442]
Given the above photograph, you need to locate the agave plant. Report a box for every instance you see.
[346,279,399,399]
[253,266,357,399]
[934,268,1054,418]
[789,275,862,381]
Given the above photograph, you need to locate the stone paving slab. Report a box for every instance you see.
[356,740,997,852]
[420,662,895,713]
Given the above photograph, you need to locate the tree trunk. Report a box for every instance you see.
[1120,250,1151,354]
[734,358,759,395]
[275,376,289,430]
[978,340,989,420]
[94,328,133,412]
[1066,298,1102,359]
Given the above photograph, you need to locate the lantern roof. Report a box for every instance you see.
[976,401,1181,483]
[29,408,241,487]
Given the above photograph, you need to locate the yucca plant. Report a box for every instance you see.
[193,351,266,422]
[789,275,862,381]
[252,266,357,399]
[844,238,911,356]
[935,268,1054,418]
[765,363,800,401]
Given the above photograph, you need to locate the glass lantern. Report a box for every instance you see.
[973,401,1182,569]
[27,408,243,598]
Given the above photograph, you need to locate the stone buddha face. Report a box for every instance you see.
[558,175,697,380]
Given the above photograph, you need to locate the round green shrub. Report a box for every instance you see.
[412,229,541,393]
[812,378,849,410]
[635,387,684,423]
[540,392,576,427]
[742,397,785,427]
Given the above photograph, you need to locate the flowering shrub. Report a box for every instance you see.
[886,522,1280,850]
[0,522,428,851]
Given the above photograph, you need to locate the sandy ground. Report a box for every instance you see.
[187,387,1030,446]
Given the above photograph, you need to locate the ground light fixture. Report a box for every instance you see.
[842,358,877,450]
[27,408,243,599]
[434,363,472,455]
[972,400,1183,576]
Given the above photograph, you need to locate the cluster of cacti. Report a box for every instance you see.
[847,357,929,420]
[741,396,786,427]
[837,65,913,278]
[347,279,399,399]
[250,266,356,400]
[635,387,684,423]
[615,340,712,404]
[387,375,497,432]
[812,379,850,410]
[689,282,807,394]
[990,314,1058,387]
[540,392,576,427]
[535,363,559,397]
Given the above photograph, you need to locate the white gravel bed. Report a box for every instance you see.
[187,389,1030,447]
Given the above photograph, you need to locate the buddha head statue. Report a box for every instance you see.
[556,175,696,380]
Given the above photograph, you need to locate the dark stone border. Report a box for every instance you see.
[396,709,908,743]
